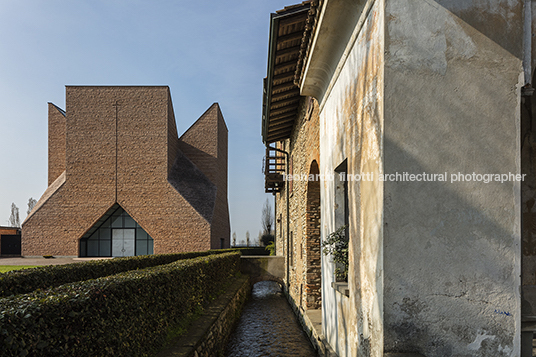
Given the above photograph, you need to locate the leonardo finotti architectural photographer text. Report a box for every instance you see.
[282,172,526,184]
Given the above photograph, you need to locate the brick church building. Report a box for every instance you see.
[23,86,230,257]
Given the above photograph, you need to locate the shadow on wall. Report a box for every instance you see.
[167,148,216,222]
[382,134,519,355]
[381,46,519,354]
[434,0,523,58]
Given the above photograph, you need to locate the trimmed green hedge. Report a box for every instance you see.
[0,249,236,298]
[234,247,270,256]
[0,251,240,357]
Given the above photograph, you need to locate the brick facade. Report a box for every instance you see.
[274,96,321,310]
[22,86,230,256]
[178,105,230,250]
[48,103,66,186]
[0,226,21,256]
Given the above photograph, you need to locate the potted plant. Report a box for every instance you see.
[321,226,348,282]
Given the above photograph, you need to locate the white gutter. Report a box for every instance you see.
[299,0,375,108]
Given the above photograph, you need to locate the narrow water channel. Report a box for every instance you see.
[225,281,318,357]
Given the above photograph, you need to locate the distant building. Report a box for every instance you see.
[264,0,527,356]
[23,86,230,257]
[0,226,21,256]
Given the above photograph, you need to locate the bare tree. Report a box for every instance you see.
[27,197,37,216]
[261,198,274,235]
[260,198,275,247]
[8,203,20,227]
[232,232,236,247]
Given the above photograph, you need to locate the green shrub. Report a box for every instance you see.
[0,249,235,298]
[265,241,276,256]
[234,247,269,256]
[0,252,240,357]
[321,226,348,282]
[260,233,274,247]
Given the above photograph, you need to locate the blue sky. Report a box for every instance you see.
[0,0,291,244]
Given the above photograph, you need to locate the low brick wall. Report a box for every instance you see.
[157,276,250,357]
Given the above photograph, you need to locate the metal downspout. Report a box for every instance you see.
[286,156,290,290]
[522,3,533,357]
[274,193,277,253]
[523,0,533,96]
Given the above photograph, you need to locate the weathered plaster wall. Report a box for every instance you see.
[318,0,384,355]
[383,1,522,355]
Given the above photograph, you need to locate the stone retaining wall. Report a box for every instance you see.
[157,276,250,357]
[283,286,337,357]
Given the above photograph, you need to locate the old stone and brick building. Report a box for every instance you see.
[269,97,321,311]
[262,2,322,313]
[23,86,230,257]
[264,0,531,356]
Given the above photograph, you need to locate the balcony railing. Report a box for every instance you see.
[263,146,286,193]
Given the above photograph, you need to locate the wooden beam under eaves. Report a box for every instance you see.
[271,88,300,101]
[276,31,305,45]
[269,112,296,122]
[270,107,297,118]
[272,71,296,81]
[272,76,294,88]
[268,125,294,136]
[268,121,294,133]
[270,117,296,127]
[270,96,300,109]
[275,45,301,59]
[279,13,308,28]
[267,132,292,143]
[271,81,298,94]
[266,133,290,143]
[274,60,298,72]
[270,103,299,116]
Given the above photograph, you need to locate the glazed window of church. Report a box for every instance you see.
[80,205,153,257]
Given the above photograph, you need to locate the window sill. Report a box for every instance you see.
[331,282,349,297]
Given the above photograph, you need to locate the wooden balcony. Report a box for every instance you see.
[264,146,286,193]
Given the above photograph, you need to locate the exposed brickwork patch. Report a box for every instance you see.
[274,96,321,310]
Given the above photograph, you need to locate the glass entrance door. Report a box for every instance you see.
[112,229,135,257]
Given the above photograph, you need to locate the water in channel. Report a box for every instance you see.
[225,281,318,357]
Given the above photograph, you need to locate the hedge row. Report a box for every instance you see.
[234,247,270,256]
[0,251,240,357]
[0,249,237,298]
